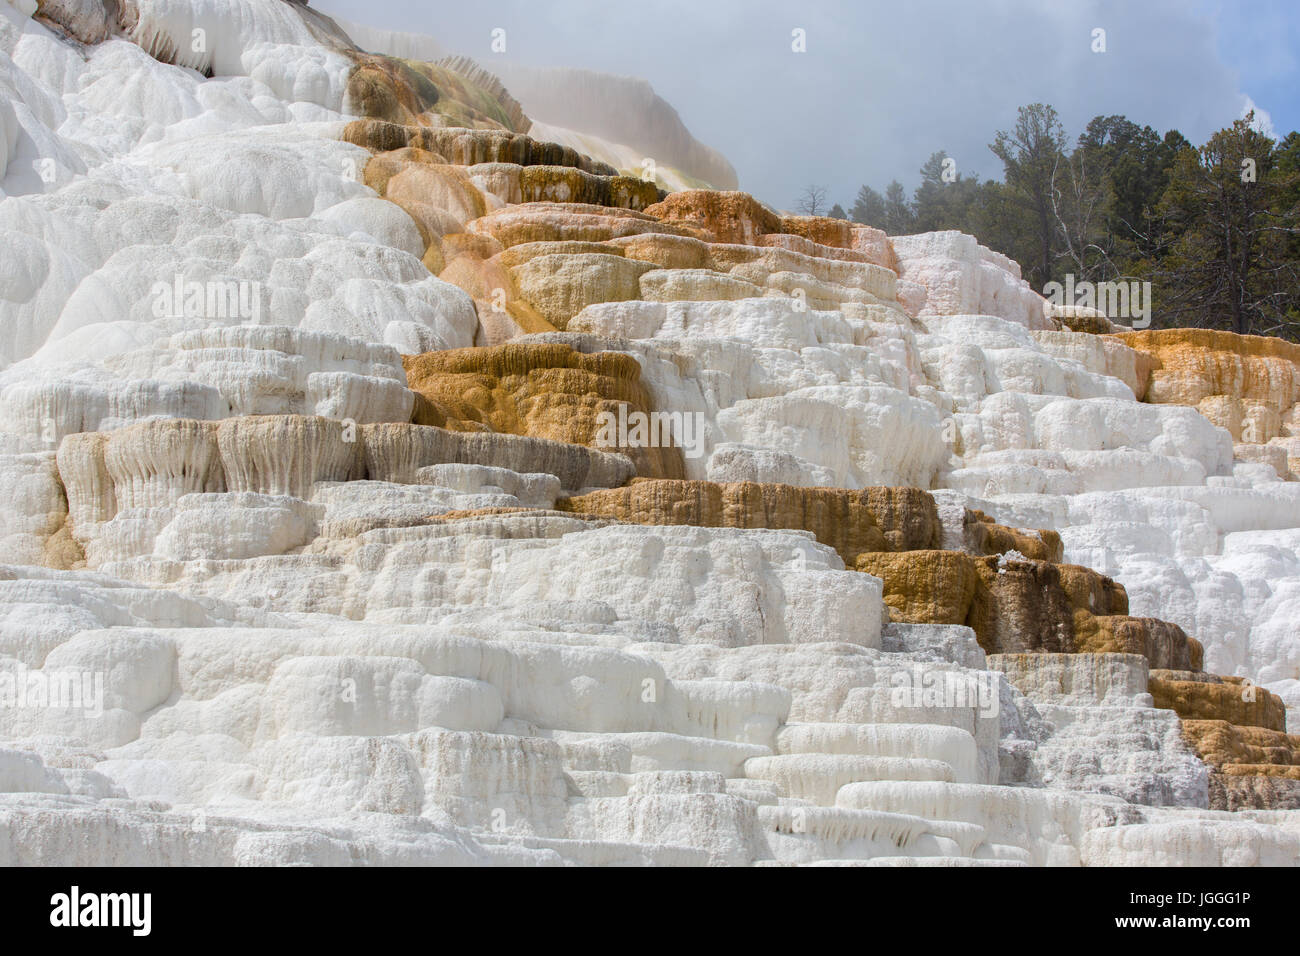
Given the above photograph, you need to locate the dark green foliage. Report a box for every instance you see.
[849,185,885,227]
[1150,115,1300,336]
[846,106,1300,338]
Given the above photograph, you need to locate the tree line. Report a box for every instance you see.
[801,104,1300,338]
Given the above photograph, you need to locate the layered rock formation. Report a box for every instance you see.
[2,0,1300,866]
[334,21,735,191]
[491,66,739,191]
[1119,329,1300,477]
[403,344,684,478]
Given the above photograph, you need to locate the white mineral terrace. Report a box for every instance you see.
[0,0,1297,865]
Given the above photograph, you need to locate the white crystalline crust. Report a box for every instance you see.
[0,0,1298,865]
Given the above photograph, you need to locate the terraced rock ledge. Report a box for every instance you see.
[0,0,1298,865]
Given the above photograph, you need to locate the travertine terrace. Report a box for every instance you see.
[1,0,1299,865]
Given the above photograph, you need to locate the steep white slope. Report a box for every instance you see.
[556,270,1299,719]
[492,65,739,189]
[0,0,1297,866]
[0,3,470,366]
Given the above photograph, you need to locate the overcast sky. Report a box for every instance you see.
[314,0,1299,212]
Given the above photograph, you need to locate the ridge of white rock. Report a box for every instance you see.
[329,16,444,63]
[329,17,735,190]
[544,291,1296,717]
[0,0,1298,865]
[490,64,740,190]
[989,653,1209,807]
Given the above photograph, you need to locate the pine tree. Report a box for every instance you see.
[850,185,886,226]
[1154,114,1300,336]
[991,104,1068,288]
[913,151,982,234]
[882,180,915,235]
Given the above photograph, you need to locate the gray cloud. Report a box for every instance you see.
[315,0,1258,211]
